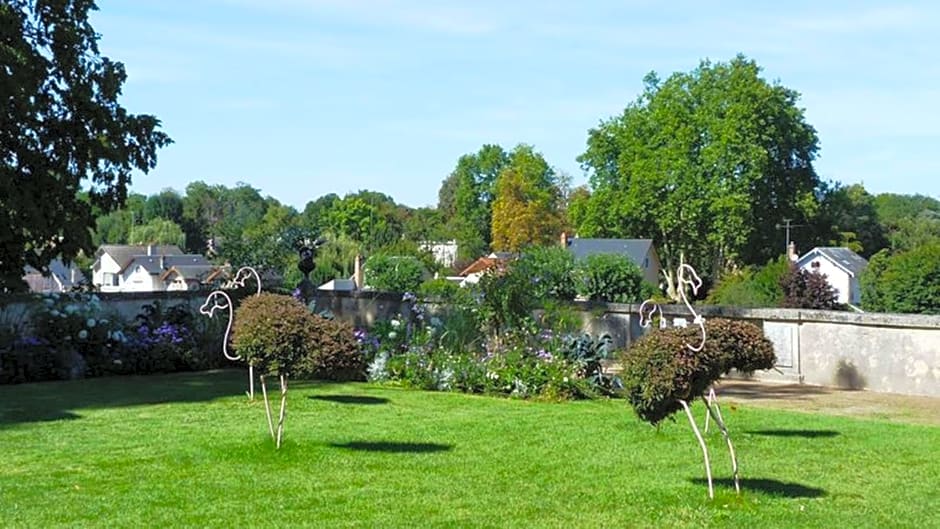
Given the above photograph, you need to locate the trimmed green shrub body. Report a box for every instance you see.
[232,293,319,376]
[620,318,775,424]
[514,246,577,301]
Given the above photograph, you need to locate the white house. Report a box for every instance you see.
[92,245,219,292]
[796,247,868,306]
[419,240,458,269]
[562,234,662,286]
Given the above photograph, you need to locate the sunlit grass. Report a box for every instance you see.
[1,370,937,528]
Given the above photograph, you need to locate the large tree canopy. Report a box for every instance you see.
[576,55,821,296]
[1,0,171,291]
[490,144,564,252]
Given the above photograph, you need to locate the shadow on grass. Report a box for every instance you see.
[746,429,840,438]
[309,395,389,405]
[328,441,453,453]
[716,381,832,400]
[0,369,248,428]
[691,477,826,498]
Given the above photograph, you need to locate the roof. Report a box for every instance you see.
[566,238,654,265]
[128,254,212,275]
[160,264,219,282]
[458,255,512,276]
[797,247,869,277]
[23,260,86,292]
[96,245,184,271]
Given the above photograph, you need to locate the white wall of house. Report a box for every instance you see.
[93,254,123,293]
[121,266,163,292]
[800,258,854,304]
[642,249,662,286]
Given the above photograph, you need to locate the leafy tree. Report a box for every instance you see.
[401,207,448,246]
[127,218,186,247]
[490,145,564,252]
[442,145,510,262]
[308,231,362,287]
[812,183,888,258]
[0,0,170,291]
[860,243,940,314]
[301,193,340,232]
[143,188,184,224]
[576,55,821,297]
[180,181,226,254]
[363,254,426,293]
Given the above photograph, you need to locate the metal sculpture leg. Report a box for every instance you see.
[260,375,275,440]
[703,387,716,433]
[702,393,741,494]
[276,374,288,449]
[680,399,714,499]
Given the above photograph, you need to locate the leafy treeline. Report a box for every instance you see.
[3,2,936,313]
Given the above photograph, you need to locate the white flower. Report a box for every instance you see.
[50,310,61,317]
[388,331,398,340]
[78,330,88,340]
[86,318,97,328]
[390,319,401,328]
[563,376,569,383]
[113,359,123,365]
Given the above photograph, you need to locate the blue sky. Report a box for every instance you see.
[92,1,940,210]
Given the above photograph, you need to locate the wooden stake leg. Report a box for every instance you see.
[702,393,740,494]
[680,399,714,499]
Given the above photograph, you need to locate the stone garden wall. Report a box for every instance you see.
[3,290,938,397]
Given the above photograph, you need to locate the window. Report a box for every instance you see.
[643,257,649,269]
[102,272,118,286]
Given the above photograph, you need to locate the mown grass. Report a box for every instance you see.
[1,370,937,528]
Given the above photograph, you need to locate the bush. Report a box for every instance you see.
[619,318,775,425]
[513,245,577,301]
[477,263,537,339]
[860,243,940,314]
[418,277,460,300]
[706,257,787,307]
[575,253,652,303]
[232,293,319,376]
[28,292,129,378]
[296,316,364,381]
[780,264,842,310]
[363,254,427,293]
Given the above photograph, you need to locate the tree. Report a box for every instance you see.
[872,193,940,252]
[441,145,510,262]
[0,0,171,291]
[127,218,186,247]
[576,254,651,303]
[576,56,821,297]
[143,188,184,224]
[812,183,888,258]
[490,145,564,252]
[362,254,426,293]
[860,243,940,314]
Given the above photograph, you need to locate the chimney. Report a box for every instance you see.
[147,244,154,256]
[787,241,798,262]
[560,231,569,247]
[160,254,166,269]
[353,254,363,290]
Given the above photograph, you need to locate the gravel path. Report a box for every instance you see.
[714,380,940,426]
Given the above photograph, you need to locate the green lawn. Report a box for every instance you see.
[1,370,937,528]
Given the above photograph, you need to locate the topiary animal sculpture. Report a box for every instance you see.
[621,317,776,498]
[232,293,322,448]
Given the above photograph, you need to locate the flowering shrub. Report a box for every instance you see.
[29,292,129,378]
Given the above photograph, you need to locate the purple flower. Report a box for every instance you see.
[536,349,553,361]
